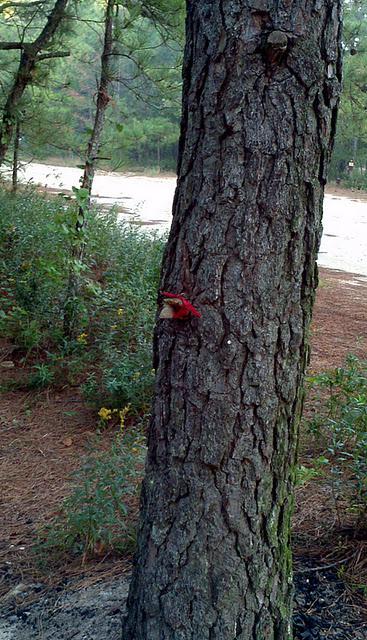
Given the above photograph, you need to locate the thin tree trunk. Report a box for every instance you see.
[352,137,358,163]
[123,1,342,639]
[63,0,115,339]
[11,119,20,193]
[78,0,115,221]
[0,0,69,166]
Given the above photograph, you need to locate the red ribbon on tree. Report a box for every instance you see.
[159,291,201,320]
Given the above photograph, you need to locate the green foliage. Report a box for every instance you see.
[2,1,367,178]
[79,198,164,413]
[39,431,146,557]
[0,190,71,349]
[334,170,367,191]
[0,188,164,413]
[329,1,367,185]
[82,351,156,414]
[295,456,330,486]
[305,355,367,519]
[0,0,184,171]
[28,363,55,389]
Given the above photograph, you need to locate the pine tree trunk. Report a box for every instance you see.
[123,1,342,638]
[0,0,70,166]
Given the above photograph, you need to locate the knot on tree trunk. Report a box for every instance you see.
[96,88,111,108]
[267,30,288,50]
[265,30,289,64]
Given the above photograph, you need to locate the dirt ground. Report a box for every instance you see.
[325,184,367,203]
[0,266,367,639]
[310,268,367,371]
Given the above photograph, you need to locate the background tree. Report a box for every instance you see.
[11,116,20,191]
[123,1,343,638]
[62,0,116,339]
[0,0,71,166]
[329,0,367,182]
[62,0,184,337]
[0,0,184,172]
[78,0,183,202]
[78,0,116,207]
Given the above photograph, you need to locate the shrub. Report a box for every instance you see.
[339,173,367,191]
[0,188,164,413]
[305,355,367,521]
[0,190,71,349]
[80,209,164,413]
[40,430,146,557]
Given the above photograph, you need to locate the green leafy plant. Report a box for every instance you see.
[82,350,156,415]
[295,456,330,487]
[304,355,367,521]
[39,431,146,557]
[0,188,164,413]
[28,363,55,389]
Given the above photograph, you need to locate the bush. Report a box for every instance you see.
[0,189,71,349]
[305,355,367,521]
[80,204,163,413]
[0,188,164,412]
[40,431,146,557]
[339,173,367,191]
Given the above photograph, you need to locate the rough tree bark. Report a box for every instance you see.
[124,1,342,639]
[0,0,70,166]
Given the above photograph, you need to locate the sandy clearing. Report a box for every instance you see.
[5,161,367,276]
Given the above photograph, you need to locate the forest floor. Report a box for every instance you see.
[0,267,367,639]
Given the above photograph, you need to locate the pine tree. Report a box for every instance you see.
[123,1,343,638]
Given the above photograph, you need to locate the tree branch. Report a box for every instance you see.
[0,0,70,166]
[33,0,69,51]
[0,1,44,12]
[0,42,29,50]
[37,50,70,60]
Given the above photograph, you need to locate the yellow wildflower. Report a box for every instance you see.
[117,308,124,317]
[77,332,88,345]
[98,407,112,421]
[119,404,131,430]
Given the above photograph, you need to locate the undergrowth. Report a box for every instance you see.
[303,355,367,524]
[2,188,365,565]
[0,187,164,413]
[38,430,146,558]
[338,173,367,191]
